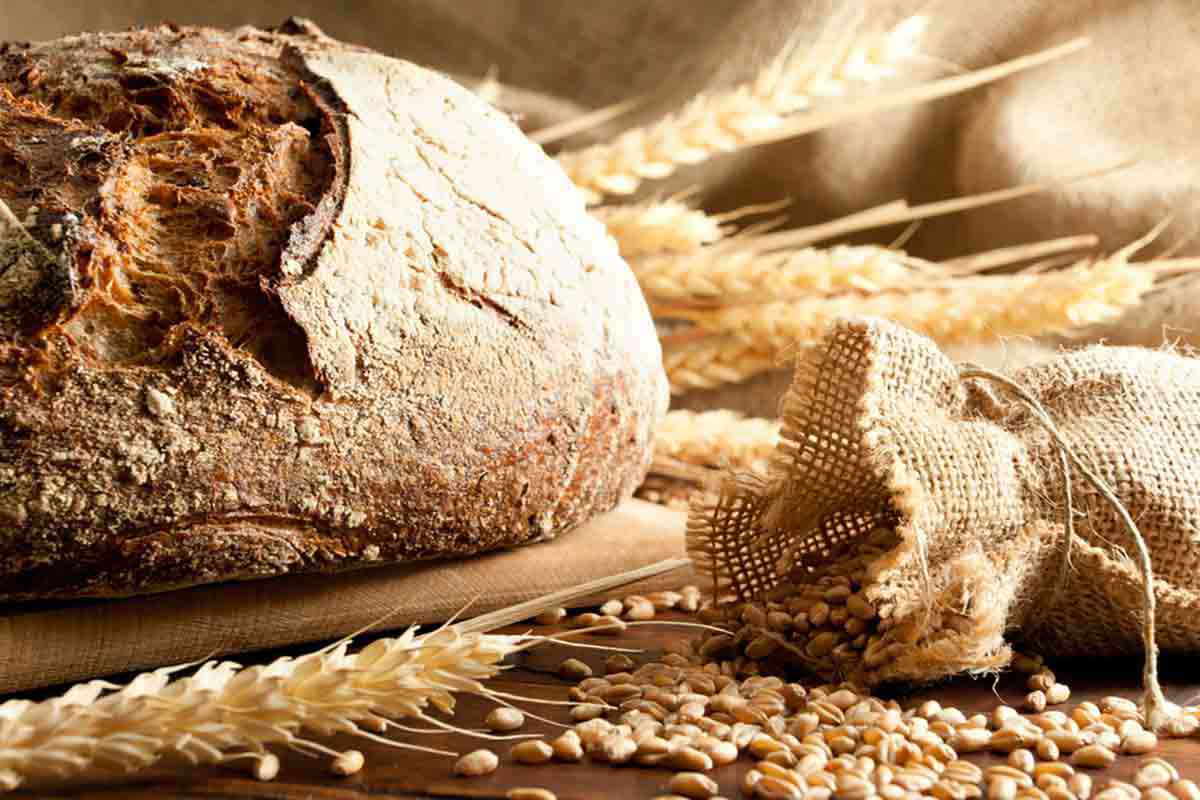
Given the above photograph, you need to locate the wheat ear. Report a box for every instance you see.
[655,410,780,473]
[0,625,518,791]
[682,255,1160,353]
[661,336,781,395]
[594,200,727,258]
[636,243,933,305]
[642,235,1108,308]
[0,560,686,792]
[556,15,927,201]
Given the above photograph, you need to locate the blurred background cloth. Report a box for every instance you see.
[6,0,1198,414]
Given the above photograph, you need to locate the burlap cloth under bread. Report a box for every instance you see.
[691,318,1200,697]
[0,500,690,695]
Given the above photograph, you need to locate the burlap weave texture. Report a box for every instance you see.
[690,317,1200,686]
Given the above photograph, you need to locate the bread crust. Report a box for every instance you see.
[0,20,666,599]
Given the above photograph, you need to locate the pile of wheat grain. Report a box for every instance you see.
[440,592,1200,800]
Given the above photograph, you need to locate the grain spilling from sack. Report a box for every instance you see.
[689,316,1200,731]
[512,593,1200,799]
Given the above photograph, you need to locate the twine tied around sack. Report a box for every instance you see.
[957,364,1182,733]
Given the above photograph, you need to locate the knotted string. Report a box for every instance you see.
[958,364,1181,732]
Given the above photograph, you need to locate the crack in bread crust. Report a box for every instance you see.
[0,24,344,391]
[0,21,667,601]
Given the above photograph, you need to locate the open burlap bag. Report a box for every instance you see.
[690,317,1199,728]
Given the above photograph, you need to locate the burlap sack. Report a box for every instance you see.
[690,317,1199,724]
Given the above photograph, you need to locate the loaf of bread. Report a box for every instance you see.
[0,19,667,599]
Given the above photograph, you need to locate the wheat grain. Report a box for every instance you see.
[593,200,726,258]
[556,16,927,201]
[508,788,558,800]
[1072,744,1117,769]
[455,748,499,776]
[511,739,554,764]
[656,410,780,473]
[330,749,365,776]
[486,707,527,732]
[669,771,720,798]
[636,243,930,305]
[662,336,780,395]
[547,582,1191,794]
[685,256,1158,352]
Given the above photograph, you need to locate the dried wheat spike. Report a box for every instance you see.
[662,336,780,395]
[656,409,780,472]
[0,559,689,792]
[593,200,726,258]
[556,16,927,201]
[0,624,528,791]
[636,243,931,304]
[687,256,1158,351]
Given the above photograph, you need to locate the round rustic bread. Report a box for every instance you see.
[0,19,667,599]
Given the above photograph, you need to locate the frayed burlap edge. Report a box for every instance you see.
[687,318,1037,683]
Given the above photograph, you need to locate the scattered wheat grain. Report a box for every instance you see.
[511,740,554,765]
[487,707,527,732]
[536,607,567,625]
[330,750,365,777]
[669,771,720,799]
[1071,744,1116,769]
[507,788,557,800]
[456,749,499,777]
[559,658,593,680]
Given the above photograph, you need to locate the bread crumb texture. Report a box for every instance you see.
[0,19,666,599]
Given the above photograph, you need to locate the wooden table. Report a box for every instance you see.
[19,612,1200,799]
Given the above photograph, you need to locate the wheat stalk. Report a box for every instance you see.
[0,625,518,791]
[528,97,643,146]
[636,243,932,305]
[661,336,780,395]
[662,254,1165,392]
[0,560,686,792]
[594,200,727,258]
[642,235,1108,308]
[556,16,928,202]
[678,255,1157,356]
[655,410,780,472]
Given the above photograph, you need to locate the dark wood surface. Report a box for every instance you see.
[15,611,1200,799]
